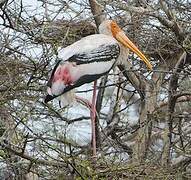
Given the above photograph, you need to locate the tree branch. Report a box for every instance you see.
[89,0,106,27]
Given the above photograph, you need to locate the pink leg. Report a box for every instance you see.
[75,81,97,159]
[91,80,97,159]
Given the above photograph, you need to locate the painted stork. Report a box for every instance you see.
[44,20,152,157]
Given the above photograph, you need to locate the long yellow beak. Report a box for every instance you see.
[115,31,152,70]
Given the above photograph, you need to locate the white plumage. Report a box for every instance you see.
[58,34,118,61]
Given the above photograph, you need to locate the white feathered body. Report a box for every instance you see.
[45,34,126,106]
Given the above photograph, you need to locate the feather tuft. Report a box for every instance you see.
[59,90,76,108]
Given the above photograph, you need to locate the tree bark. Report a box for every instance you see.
[89,0,106,27]
[161,52,187,166]
[88,0,107,148]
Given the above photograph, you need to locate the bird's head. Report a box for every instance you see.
[99,20,152,70]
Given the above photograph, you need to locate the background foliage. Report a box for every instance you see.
[0,0,191,179]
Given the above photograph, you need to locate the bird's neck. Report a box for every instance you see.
[117,44,130,65]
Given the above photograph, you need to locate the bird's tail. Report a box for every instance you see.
[59,90,76,108]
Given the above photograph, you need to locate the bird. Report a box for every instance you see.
[44,20,152,157]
